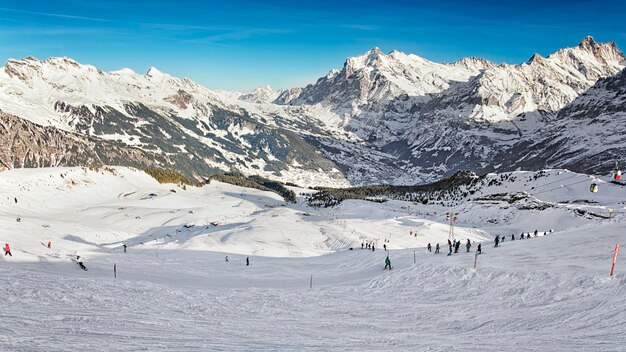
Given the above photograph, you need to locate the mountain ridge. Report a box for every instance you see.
[0,37,624,185]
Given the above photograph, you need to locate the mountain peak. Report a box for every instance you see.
[579,36,596,49]
[145,66,164,77]
[369,47,382,55]
[526,53,546,65]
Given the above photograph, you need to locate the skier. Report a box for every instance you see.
[47,241,51,249]
[521,233,525,240]
[435,243,440,254]
[246,257,249,266]
[454,240,460,253]
[543,232,547,236]
[123,244,127,253]
[534,229,538,237]
[372,244,375,252]
[4,243,12,257]
[466,239,471,253]
[501,235,505,243]
[76,256,87,271]
[384,256,392,270]
[511,234,515,241]
[361,242,364,249]
[494,235,500,248]
[225,256,229,262]
[448,242,453,256]
[477,243,482,254]
[427,243,432,252]
[383,244,387,251]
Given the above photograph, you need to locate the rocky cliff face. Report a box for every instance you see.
[0,110,159,171]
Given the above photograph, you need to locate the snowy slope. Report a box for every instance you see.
[0,167,625,350]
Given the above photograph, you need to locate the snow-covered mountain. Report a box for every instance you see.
[0,37,624,185]
[0,57,347,186]
[495,66,626,173]
[278,37,625,179]
[238,85,281,104]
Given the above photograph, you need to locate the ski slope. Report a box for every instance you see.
[0,167,624,351]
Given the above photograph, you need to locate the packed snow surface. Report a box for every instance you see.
[0,167,624,351]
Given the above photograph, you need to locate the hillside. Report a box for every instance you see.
[0,166,624,350]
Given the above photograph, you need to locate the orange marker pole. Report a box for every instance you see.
[610,244,620,277]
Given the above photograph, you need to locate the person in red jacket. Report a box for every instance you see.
[4,243,12,256]
[47,241,51,249]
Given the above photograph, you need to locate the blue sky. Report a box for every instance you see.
[0,0,624,91]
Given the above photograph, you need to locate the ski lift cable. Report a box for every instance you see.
[529,178,593,197]
[529,173,582,190]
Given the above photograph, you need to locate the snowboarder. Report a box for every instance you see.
[384,256,392,270]
[4,243,12,257]
[477,244,482,254]
[383,244,387,251]
[466,239,471,252]
[427,243,432,252]
[435,243,440,254]
[76,256,87,271]
[123,244,127,253]
[494,235,500,247]
[454,240,460,253]
[47,241,51,249]
[246,257,249,266]
[225,256,229,262]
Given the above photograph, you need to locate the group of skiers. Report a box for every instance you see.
[495,229,553,247]
[361,242,376,252]
[423,238,483,257]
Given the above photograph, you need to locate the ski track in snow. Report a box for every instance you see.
[0,167,625,351]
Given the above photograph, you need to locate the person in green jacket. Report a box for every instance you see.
[384,256,392,270]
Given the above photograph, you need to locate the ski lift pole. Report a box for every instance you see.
[473,252,478,269]
[610,244,620,277]
[114,264,116,279]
